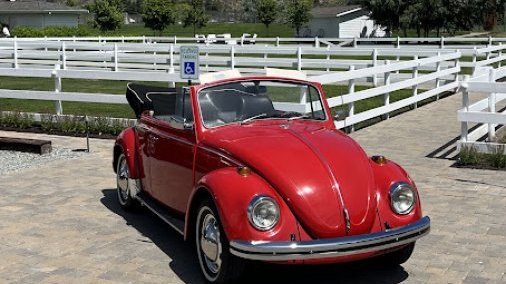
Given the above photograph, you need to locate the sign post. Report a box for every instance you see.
[180,46,199,84]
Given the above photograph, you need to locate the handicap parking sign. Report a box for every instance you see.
[180,46,199,80]
[184,62,195,75]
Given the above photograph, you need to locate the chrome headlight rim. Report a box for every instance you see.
[389,182,417,215]
[247,195,280,231]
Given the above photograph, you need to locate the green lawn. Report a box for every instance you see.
[0,76,419,121]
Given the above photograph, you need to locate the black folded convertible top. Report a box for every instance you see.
[126,83,177,118]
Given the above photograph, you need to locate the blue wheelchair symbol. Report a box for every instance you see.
[184,62,195,75]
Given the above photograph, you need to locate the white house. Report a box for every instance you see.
[303,5,386,38]
[0,0,88,28]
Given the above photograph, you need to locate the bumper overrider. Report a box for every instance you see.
[230,216,430,261]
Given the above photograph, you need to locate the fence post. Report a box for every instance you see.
[486,36,492,61]
[435,52,442,99]
[472,47,478,75]
[372,48,378,87]
[169,44,175,87]
[353,37,357,48]
[44,36,48,51]
[297,46,302,71]
[264,45,268,69]
[460,75,470,143]
[169,44,174,73]
[174,35,177,45]
[53,64,63,115]
[121,36,125,43]
[276,37,280,47]
[315,36,319,48]
[61,42,67,70]
[454,49,460,84]
[113,43,118,71]
[72,35,76,52]
[230,45,235,69]
[440,36,445,49]
[412,55,419,109]
[153,49,157,71]
[348,65,355,132]
[326,46,331,72]
[488,68,497,141]
[13,37,18,69]
[384,60,391,120]
[142,35,146,44]
[499,42,503,68]
[396,36,401,73]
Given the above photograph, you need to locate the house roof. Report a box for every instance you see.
[0,0,88,13]
[311,5,363,18]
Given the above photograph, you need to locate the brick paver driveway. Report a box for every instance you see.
[0,95,505,283]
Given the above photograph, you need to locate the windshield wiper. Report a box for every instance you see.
[287,114,311,121]
[240,113,268,125]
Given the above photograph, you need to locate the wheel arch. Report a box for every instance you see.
[114,127,143,178]
[185,186,214,241]
[184,167,300,243]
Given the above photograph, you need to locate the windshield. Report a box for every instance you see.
[198,80,326,128]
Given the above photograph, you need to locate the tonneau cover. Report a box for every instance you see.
[126,83,177,118]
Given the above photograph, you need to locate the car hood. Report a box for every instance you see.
[202,121,377,238]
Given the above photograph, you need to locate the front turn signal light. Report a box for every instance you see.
[371,155,387,165]
[237,166,251,177]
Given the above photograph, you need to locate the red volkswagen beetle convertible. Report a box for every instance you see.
[113,70,430,283]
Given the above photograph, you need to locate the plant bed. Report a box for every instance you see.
[0,112,131,140]
[456,146,506,171]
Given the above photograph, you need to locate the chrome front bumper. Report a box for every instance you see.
[229,216,430,261]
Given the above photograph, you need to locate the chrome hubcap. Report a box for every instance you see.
[117,157,129,201]
[200,213,222,274]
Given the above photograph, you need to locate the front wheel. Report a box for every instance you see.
[116,153,137,210]
[195,199,245,283]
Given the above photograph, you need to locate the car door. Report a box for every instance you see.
[148,90,195,214]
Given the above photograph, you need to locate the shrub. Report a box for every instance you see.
[488,146,506,168]
[12,26,91,38]
[458,146,480,166]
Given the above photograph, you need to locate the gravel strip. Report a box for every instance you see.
[0,148,86,175]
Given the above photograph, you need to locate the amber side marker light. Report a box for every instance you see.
[237,166,251,176]
[371,155,387,165]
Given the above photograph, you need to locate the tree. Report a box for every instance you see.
[88,0,123,31]
[181,0,209,36]
[360,0,406,35]
[256,0,278,33]
[141,0,176,35]
[286,0,313,37]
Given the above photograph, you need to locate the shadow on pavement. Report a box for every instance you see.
[101,188,409,284]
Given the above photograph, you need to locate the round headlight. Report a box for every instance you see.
[247,196,280,231]
[389,182,416,215]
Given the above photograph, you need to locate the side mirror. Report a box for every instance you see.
[333,109,348,121]
[168,116,194,131]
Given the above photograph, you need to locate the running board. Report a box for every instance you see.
[135,192,185,235]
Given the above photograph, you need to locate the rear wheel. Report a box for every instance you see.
[378,243,415,266]
[195,199,245,283]
[116,153,137,210]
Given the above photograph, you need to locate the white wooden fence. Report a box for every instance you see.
[0,38,463,130]
[459,67,506,154]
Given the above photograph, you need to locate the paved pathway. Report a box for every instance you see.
[0,93,505,283]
